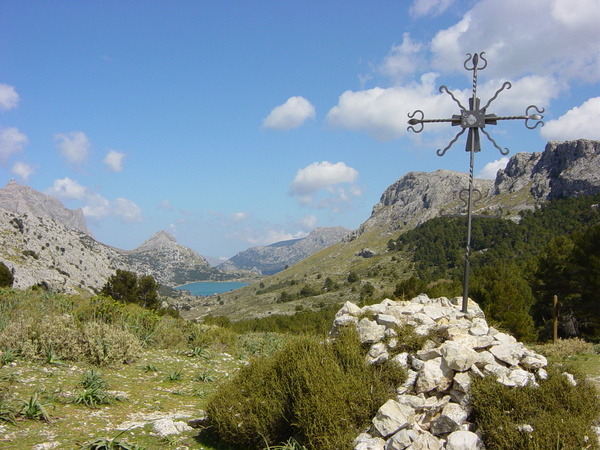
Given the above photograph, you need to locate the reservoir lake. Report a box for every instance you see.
[175,281,249,297]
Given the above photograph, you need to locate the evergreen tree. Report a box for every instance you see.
[101,270,160,310]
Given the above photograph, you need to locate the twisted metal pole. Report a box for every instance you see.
[407,52,544,314]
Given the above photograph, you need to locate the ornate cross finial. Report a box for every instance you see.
[407,52,544,313]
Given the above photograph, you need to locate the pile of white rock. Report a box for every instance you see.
[329,294,550,450]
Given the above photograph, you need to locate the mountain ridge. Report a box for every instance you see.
[218,226,351,275]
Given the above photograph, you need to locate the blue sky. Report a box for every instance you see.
[1,0,599,260]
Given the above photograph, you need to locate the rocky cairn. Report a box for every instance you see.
[329,295,550,450]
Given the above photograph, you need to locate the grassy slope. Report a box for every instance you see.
[182,227,411,321]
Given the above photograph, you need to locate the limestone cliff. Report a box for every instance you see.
[0,180,92,235]
[359,139,599,236]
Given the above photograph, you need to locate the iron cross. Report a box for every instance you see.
[407,52,544,313]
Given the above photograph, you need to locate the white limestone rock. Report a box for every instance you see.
[358,318,386,344]
[439,341,479,372]
[489,343,524,366]
[372,399,415,438]
[415,358,454,394]
[446,430,484,449]
[354,434,387,450]
[430,403,468,436]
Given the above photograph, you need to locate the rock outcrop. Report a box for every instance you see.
[219,226,350,275]
[359,139,600,236]
[0,210,128,293]
[0,179,92,235]
[330,295,555,449]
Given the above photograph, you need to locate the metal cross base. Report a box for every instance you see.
[407,52,544,313]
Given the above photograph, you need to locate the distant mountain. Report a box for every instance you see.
[0,182,239,292]
[218,226,351,275]
[0,179,92,235]
[117,231,225,286]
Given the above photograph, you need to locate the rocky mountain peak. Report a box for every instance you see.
[494,139,600,200]
[0,179,92,236]
[135,230,177,252]
[360,139,600,237]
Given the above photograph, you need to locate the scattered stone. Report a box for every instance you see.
[152,418,193,437]
[445,430,484,449]
[372,400,414,438]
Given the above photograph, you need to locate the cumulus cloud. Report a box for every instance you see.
[327,73,461,141]
[55,131,91,164]
[113,198,143,223]
[263,96,316,130]
[541,97,600,141]
[379,33,424,82]
[46,177,142,223]
[477,157,509,179]
[430,0,600,82]
[410,0,456,18]
[103,150,126,172]
[328,0,598,141]
[11,161,35,182]
[0,126,28,163]
[289,161,362,211]
[298,214,318,229]
[0,84,19,110]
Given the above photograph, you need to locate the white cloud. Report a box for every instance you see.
[410,0,456,18]
[263,96,316,130]
[541,97,600,141]
[11,161,35,182]
[477,157,509,179]
[55,131,91,164]
[113,198,143,223]
[46,177,87,200]
[298,214,318,229]
[82,193,111,219]
[290,161,358,195]
[0,84,19,110]
[46,177,142,222]
[327,73,462,141]
[232,212,251,222]
[0,126,28,163]
[379,33,424,82]
[103,150,125,172]
[328,0,599,142]
[430,0,600,82]
[289,161,362,211]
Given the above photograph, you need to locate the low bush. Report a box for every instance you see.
[0,314,142,365]
[531,338,595,359]
[471,365,600,449]
[207,327,405,449]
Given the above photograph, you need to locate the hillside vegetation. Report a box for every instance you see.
[193,194,600,343]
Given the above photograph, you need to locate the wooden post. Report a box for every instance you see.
[553,295,558,344]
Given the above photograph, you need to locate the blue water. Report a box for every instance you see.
[175,281,249,296]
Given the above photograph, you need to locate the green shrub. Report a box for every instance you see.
[471,365,600,449]
[0,262,13,288]
[79,322,142,366]
[207,327,405,449]
[0,314,141,365]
